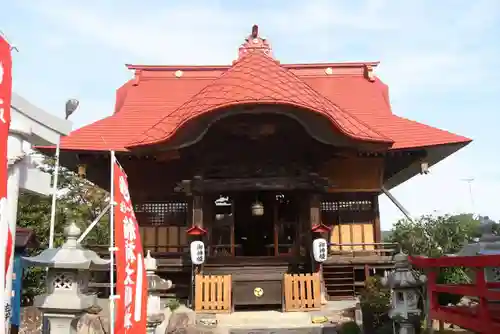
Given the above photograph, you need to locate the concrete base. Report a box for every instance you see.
[229,327,331,334]
[195,300,358,334]
[93,298,357,334]
[216,310,316,327]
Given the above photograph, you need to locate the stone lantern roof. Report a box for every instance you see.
[382,252,427,289]
[22,222,110,269]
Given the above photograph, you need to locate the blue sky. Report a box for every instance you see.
[2,0,499,230]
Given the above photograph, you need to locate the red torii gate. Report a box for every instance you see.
[410,254,500,334]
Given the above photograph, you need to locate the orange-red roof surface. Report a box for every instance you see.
[129,51,392,148]
[54,28,471,153]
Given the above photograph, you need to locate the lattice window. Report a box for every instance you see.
[134,201,188,226]
[337,200,372,211]
[320,201,338,212]
[321,199,375,223]
[321,200,372,212]
[52,273,74,290]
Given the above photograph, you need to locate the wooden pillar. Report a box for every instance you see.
[310,193,328,304]
[192,195,204,228]
[309,193,322,269]
[373,194,382,244]
[186,193,206,249]
[203,195,213,255]
[310,193,321,228]
[186,194,205,308]
[296,193,309,263]
[273,201,279,256]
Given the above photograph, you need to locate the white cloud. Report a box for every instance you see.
[10,0,500,228]
[22,1,498,92]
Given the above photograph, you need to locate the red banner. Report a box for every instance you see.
[0,36,13,280]
[113,160,147,333]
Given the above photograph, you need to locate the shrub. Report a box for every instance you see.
[166,298,181,311]
[360,276,391,334]
[360,276,391,313]
[339,321,362,334]
[374,321,394,334]
[436,267,468,306]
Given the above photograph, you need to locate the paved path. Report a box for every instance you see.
[195,300,356,333]
[229,327,337,333]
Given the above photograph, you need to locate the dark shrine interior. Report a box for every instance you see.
[234,192,274,256]
[211,191,299,257]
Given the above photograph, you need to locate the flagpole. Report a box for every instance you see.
[48,137,61,249]
[0,32,14,334]
[48,98,79,249]
[109,150,116,334]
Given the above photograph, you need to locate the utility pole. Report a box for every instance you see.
[461,178,475,213]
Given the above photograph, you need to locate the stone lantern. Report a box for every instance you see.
[144,250,172,334]
[456,216,500,286]
[382,252,427,334]
[22,222,109,333]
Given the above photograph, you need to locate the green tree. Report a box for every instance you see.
[388,213,486,307]
[17,156,109,303]
[389,214,480,257]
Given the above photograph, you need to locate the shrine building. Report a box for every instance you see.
[38,25,471,310]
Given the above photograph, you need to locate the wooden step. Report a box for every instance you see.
[323,266,354,272]
[324,277,355,281]
[325,282,355,288]
[326,282,354,287]
[327,288,354,293]
[328,288,355,293]
[329,295,356,301]
[323,265,355,300]
[324,271,353,275]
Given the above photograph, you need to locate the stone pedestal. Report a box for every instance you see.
[144,251,172,333]
[44,314,80,334]
[146,314,164,334]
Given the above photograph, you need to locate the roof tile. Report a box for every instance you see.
[128,52,392,148]
[52,59,471,153]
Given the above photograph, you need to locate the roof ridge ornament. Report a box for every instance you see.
[237,24,274,60]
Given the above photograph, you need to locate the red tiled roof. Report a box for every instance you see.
[304,76,471,149]
[128,52,392,148]
[49,34,470,153]
[55,77,213,151]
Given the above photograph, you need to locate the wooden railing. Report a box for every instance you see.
[87,242,397,259]
[208,243,295,257]
[283,273,322,311]
[195,274,232,313]
[88,243,295,258]
[328,242,398,257]
[410,254,500,334]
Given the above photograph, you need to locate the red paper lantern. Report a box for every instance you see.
[186,225,207,236]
